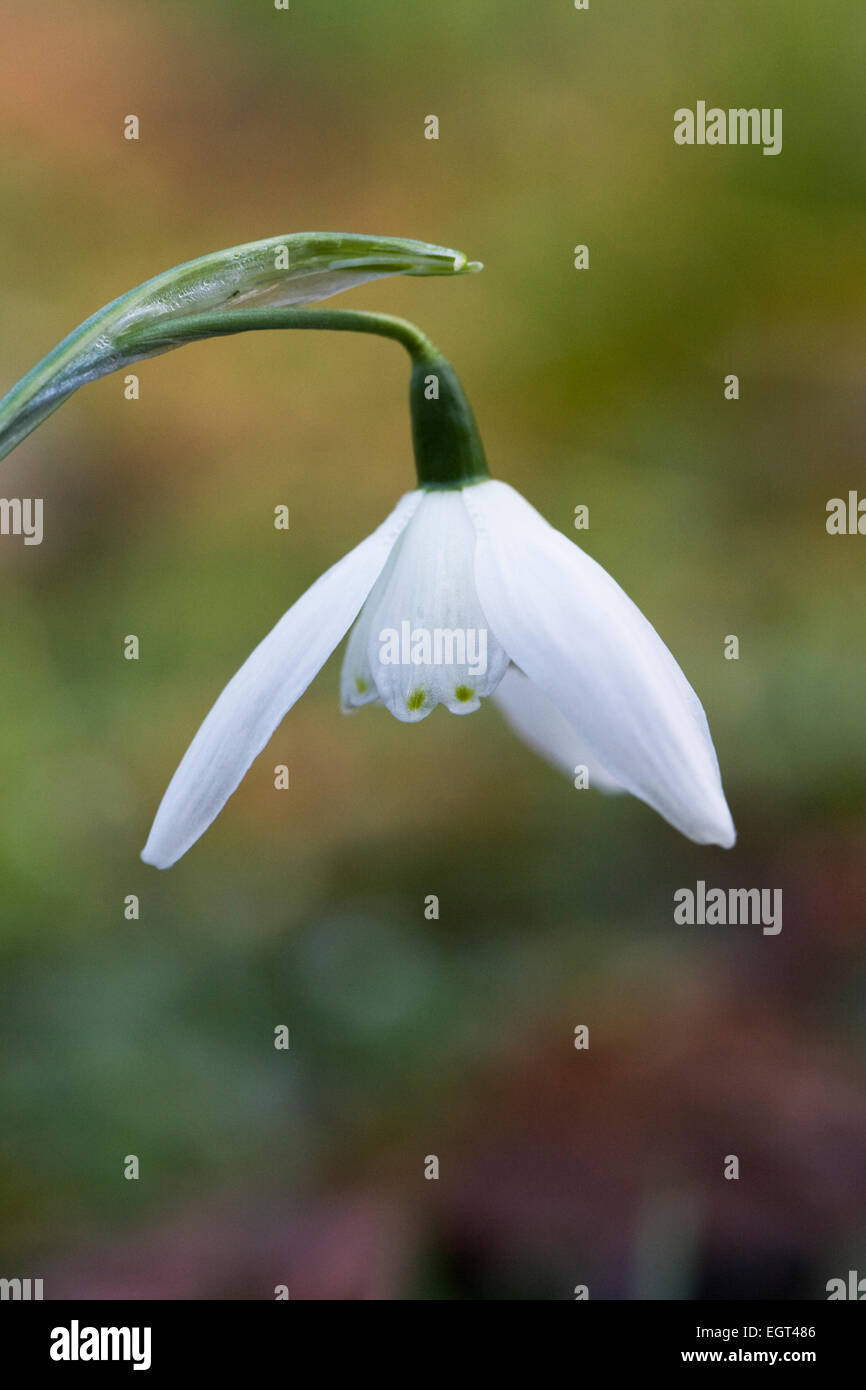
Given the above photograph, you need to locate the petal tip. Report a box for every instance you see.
[700,806,737,850]
[140,837,171,870]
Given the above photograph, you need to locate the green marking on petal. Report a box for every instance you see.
[454,685,474,703]
[407,689,426,712]
[354,675,369,694]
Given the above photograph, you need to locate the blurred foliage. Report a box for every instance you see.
[0,0,864,1298]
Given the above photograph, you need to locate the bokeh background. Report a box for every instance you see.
[1,0,864,1300]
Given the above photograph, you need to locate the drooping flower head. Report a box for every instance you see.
[140,346,735,867]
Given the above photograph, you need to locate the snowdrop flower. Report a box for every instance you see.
[0,230,731,871]
[142,354,734,867]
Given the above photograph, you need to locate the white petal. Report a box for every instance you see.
[142,490,422,868]
[351,489,509,722]
[493,666,622,793]
[464,481,735,847]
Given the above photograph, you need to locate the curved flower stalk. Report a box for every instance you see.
[0,229,735,867]
[0,231,479,461]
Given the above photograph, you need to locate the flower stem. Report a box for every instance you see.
[0,225,481,464]
[120,306,490,488]
[116,306,443,366]
[0,303,490,489]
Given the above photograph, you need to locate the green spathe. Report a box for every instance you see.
[0,231,480,463]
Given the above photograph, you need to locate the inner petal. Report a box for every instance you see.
[360,489,509,722]
[340,558,392,712]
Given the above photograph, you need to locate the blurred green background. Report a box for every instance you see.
[1,0,865,1299]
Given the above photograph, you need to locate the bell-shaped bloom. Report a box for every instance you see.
[142,481,735,868]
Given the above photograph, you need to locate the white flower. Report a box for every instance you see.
[142,480,735,868]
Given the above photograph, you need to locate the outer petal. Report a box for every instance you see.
[493,666,622,793]
[464,481,735,847]
[142,491,422,868]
